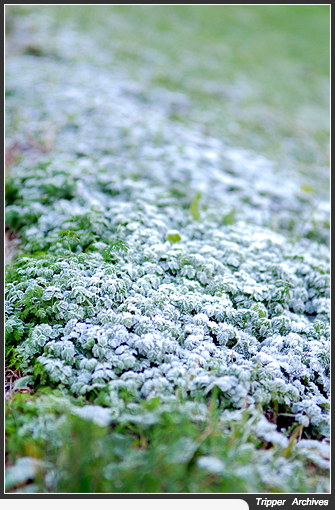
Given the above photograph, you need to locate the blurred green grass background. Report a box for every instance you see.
[6,5,330,190]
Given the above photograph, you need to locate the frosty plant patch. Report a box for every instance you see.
[5,7,330,493]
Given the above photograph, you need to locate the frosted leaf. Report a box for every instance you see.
[71,405,113,427]
[5,457,49,491]
[197,456,224,474]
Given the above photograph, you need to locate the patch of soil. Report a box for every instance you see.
[5,369,22,400]
[5,230,18,263]
[6,136,55,176]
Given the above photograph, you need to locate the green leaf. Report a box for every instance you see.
[300,185,315,193]
[189,192,201,221]
[253,304,267,318]
[167,231,182,243]
[222,207,236,225]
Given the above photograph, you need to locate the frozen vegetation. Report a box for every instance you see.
[5,8,330,493]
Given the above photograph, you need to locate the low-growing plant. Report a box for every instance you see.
[5,7,329,494]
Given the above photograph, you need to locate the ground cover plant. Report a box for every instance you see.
[5,6,330,493]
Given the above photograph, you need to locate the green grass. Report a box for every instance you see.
[6,391,328,493]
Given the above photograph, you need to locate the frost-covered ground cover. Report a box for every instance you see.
[5,7,330,493]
